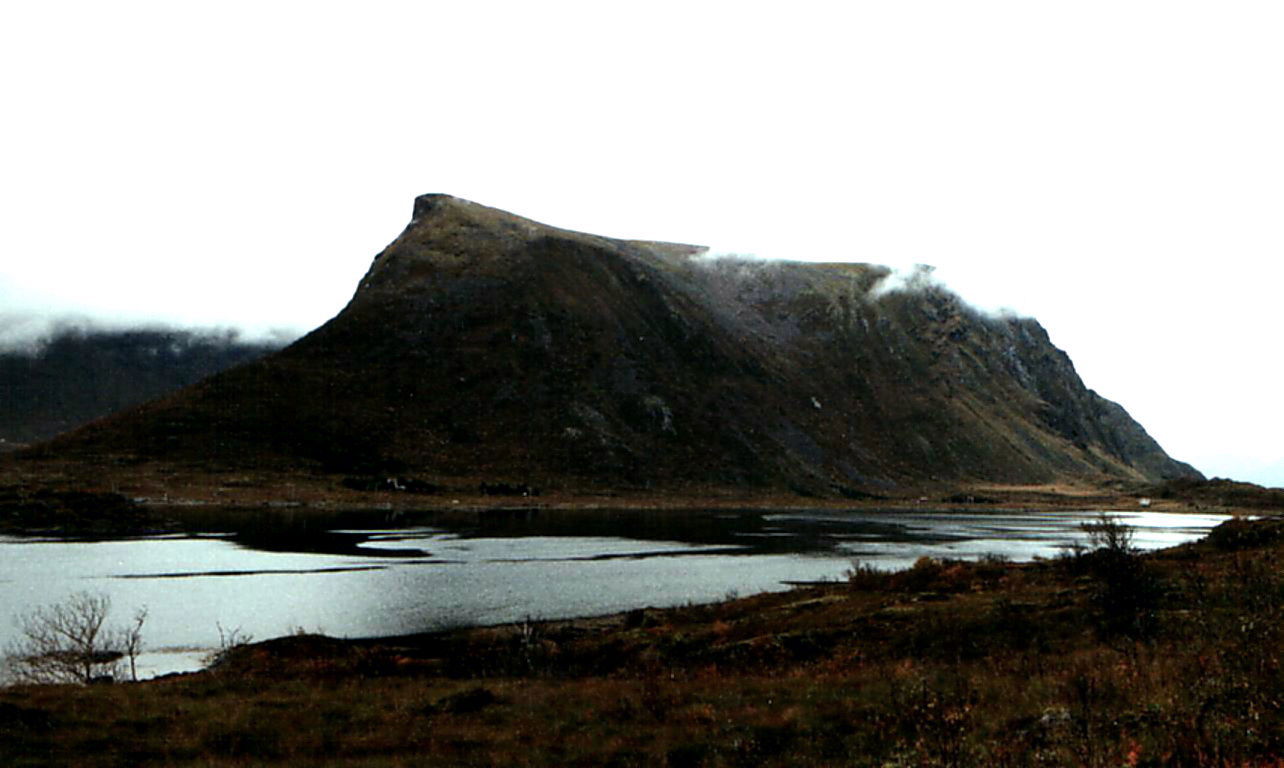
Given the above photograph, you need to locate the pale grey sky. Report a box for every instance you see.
[2,2,1282,486]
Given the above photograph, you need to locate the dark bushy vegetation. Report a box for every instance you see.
[1206,515,1283,550]
[0,486,164,535]
[1071,514,1163,638]
[1155,476,1284,510]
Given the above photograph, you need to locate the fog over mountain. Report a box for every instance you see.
[0,312,301,354]
[0,324,284,447]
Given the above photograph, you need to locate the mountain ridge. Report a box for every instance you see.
[24,194,1201,494]
[0,328,281,447]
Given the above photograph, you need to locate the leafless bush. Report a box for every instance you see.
[4,591,146,685]
[1078,514,1159,638]
[1080,514,1135,555]
[121,607,147,682]
[204,622,254,668]
[844,559,889,590]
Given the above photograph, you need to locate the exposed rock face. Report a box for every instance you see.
[35,195,1201,492]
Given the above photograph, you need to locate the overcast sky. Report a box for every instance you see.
[2,2,1282,487]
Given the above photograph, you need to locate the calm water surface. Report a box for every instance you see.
[0,508,1228,678]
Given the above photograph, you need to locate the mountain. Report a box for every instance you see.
[26,195,1200,494]
[0,328,281,448]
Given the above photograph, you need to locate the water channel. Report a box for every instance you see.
[0,508,1229,678]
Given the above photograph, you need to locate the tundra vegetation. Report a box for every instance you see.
[0,516,1280,767]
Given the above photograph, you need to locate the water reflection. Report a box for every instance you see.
[206,507,1229,562]
[0,508,1229,679]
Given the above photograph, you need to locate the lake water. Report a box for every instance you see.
[0,508,1228,679]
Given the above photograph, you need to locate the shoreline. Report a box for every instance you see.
[3,516,1281,765]
[128,509,1266,682]
[0,482,1257,541]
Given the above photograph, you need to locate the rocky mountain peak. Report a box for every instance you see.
[410,192,465,220]
[31,195,1201,493]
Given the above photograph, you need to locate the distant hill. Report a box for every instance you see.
[0,328,282,447]
[28,195,1201,494]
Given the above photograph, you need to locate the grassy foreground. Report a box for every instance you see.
[1,516,1280,767]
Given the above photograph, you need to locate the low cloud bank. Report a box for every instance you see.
[867,263,938,299]
[0,313,301,356]
[689,248,1023,319]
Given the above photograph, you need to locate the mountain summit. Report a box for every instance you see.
[36,194,1200,494]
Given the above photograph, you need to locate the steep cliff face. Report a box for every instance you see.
[35,195,1200,492]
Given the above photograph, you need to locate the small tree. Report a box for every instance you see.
[4,591,146,685]
[121,606,148,682]
[203,622,254,669]
[1078,514,1158,638]
[1080,513,1135,556]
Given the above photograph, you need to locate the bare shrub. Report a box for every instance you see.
[121,607,147,683]
[1078,515,1159,638]
[204,623,254,668]
[844,559,886,589]
[1080,514,1135,555]
[4,591,146,685]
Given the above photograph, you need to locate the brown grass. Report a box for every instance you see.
[2,517,1281,766]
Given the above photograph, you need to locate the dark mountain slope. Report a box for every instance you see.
[30,195,1199,492]
[0,329,280,447]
